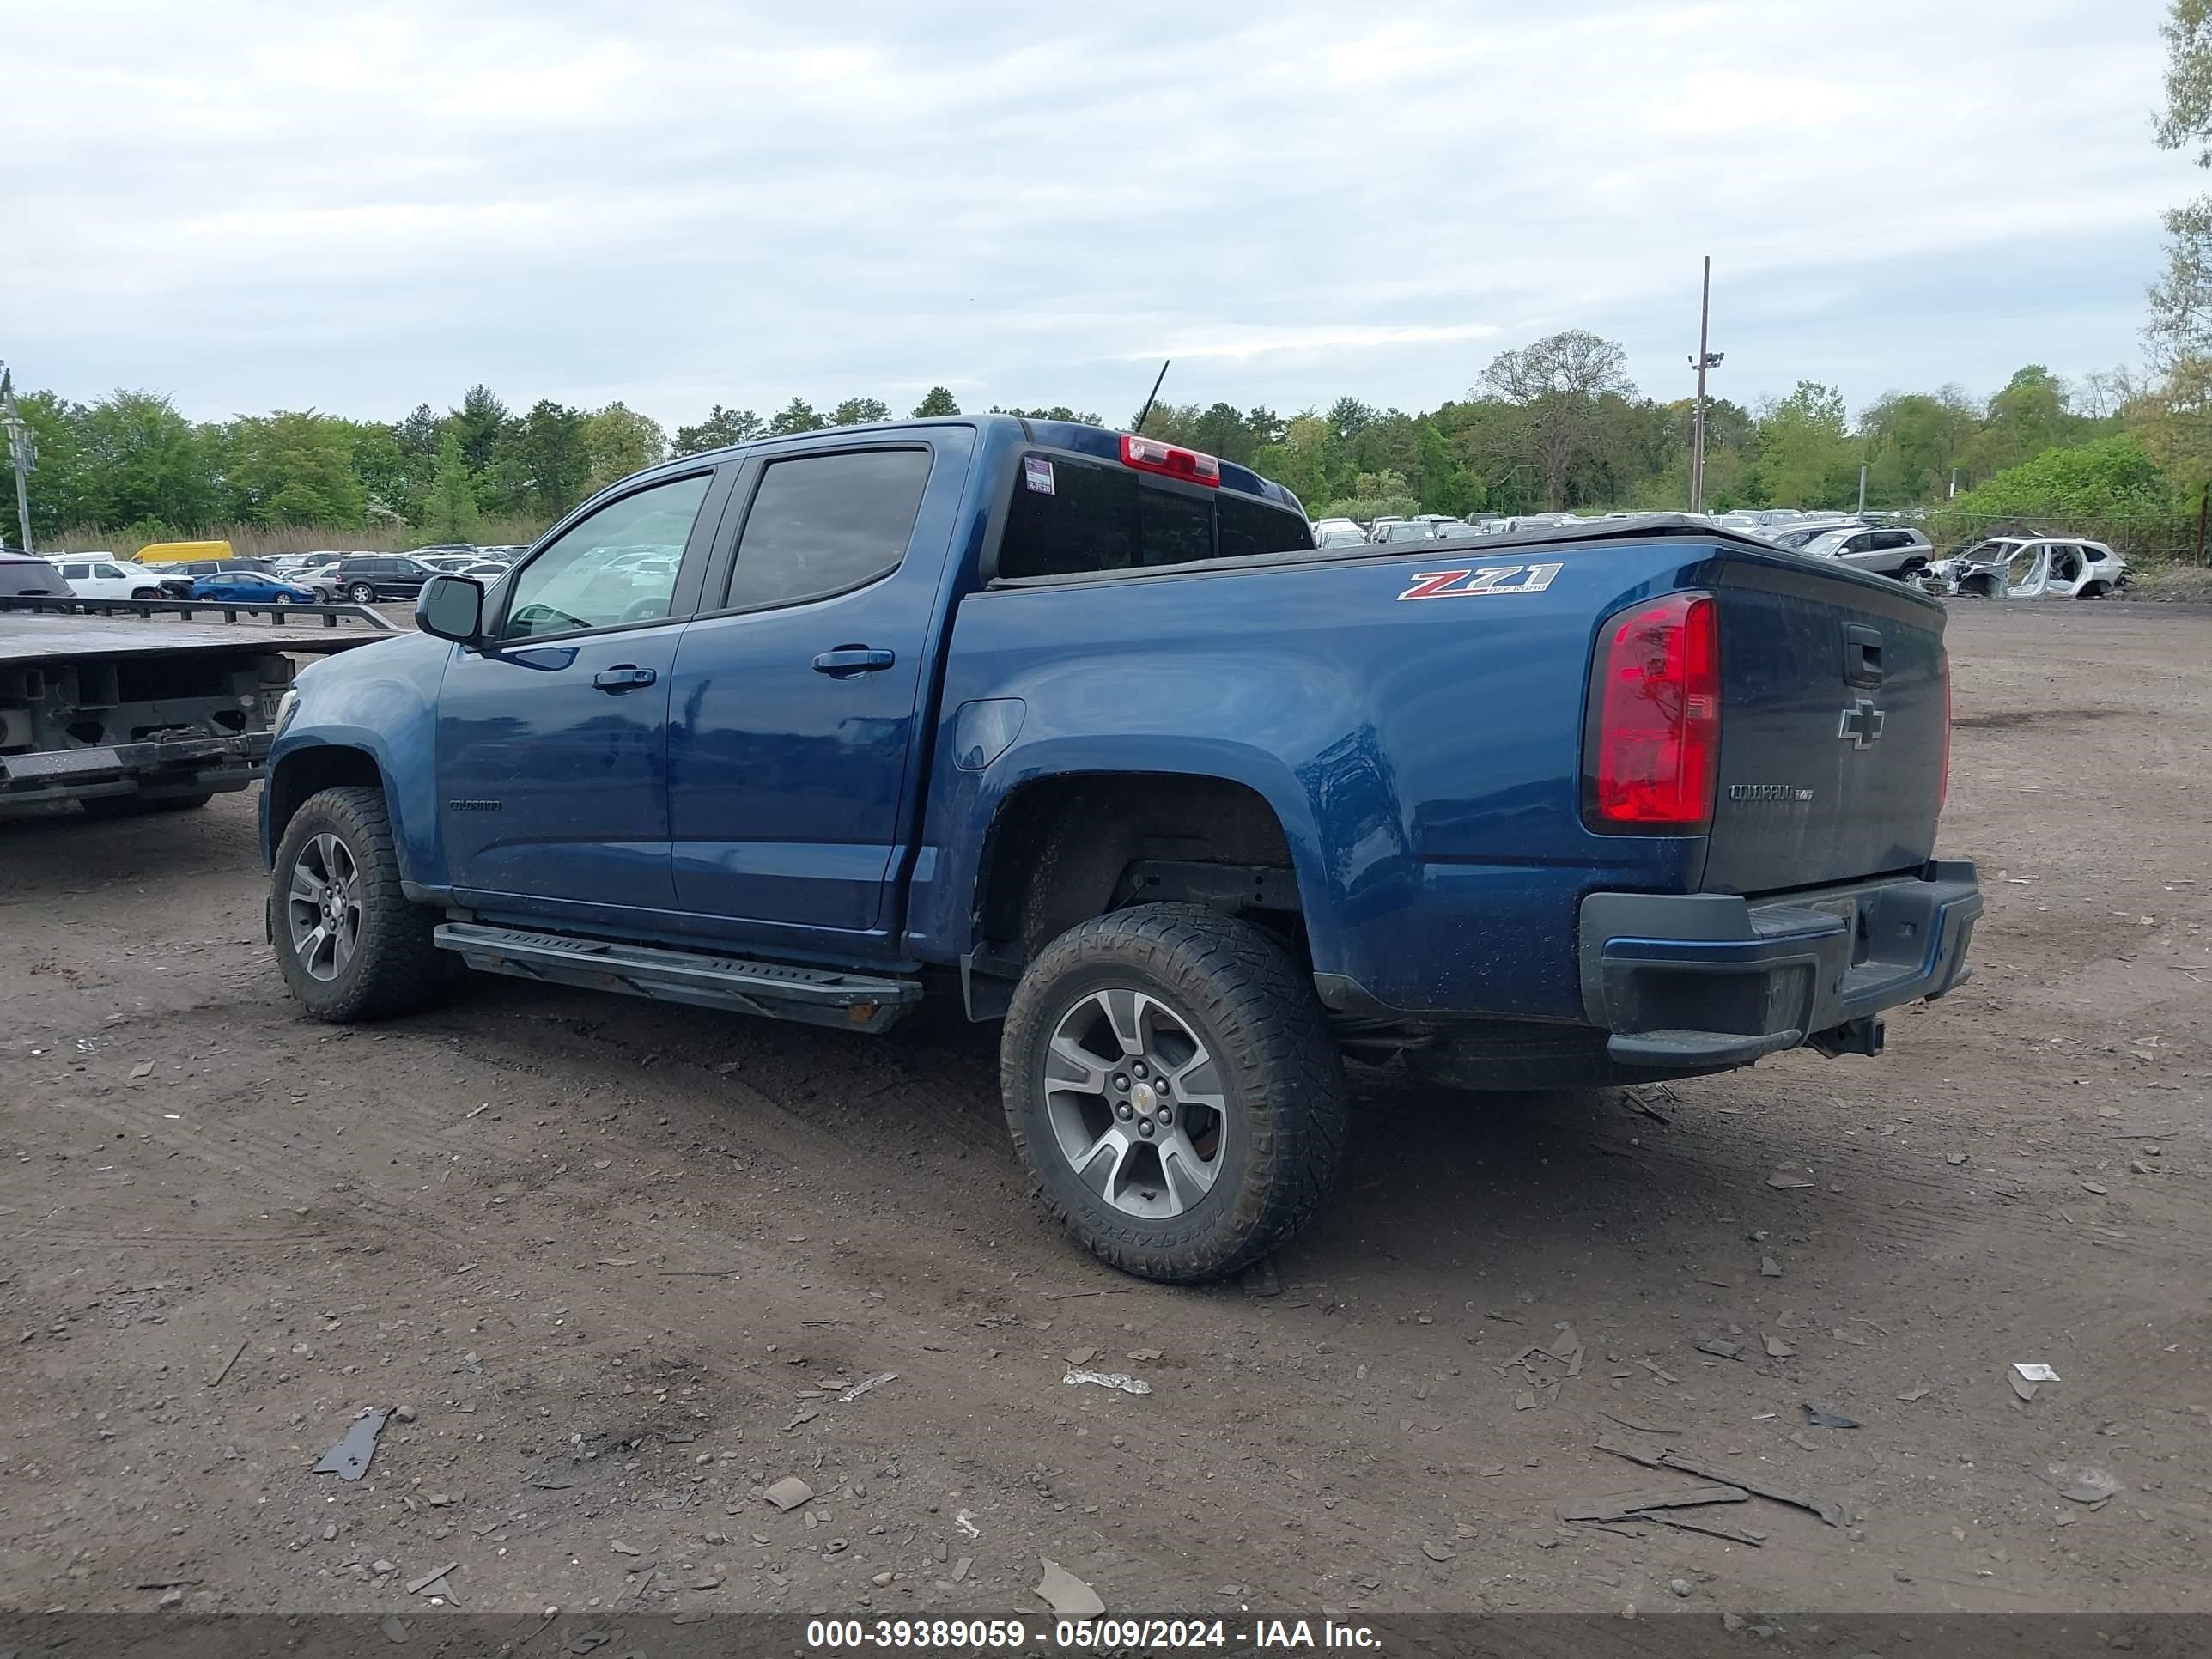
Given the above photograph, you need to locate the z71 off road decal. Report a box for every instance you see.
[1395,562,1564,601]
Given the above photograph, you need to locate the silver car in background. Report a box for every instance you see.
[1799,524,1935,577]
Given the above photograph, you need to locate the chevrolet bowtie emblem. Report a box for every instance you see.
[1838,699,1886,749]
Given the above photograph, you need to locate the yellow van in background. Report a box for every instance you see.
[132,540,234,566]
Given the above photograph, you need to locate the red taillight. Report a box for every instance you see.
[1938,653,1952,814]
[1587,592,1720,830]
[1121,433,1221,487]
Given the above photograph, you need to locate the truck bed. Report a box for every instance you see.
[0,613,386,666]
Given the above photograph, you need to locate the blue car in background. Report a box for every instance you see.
[191,570,319,605]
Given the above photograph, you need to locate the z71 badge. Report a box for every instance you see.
[1396,562,1564,601]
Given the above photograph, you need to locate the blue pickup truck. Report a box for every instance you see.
[262,415,1981,1281]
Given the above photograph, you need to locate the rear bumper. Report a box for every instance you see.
[1577,860,1981,1070]
[0,731,267,815]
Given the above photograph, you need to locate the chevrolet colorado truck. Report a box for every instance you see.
[260,415,1982,1282]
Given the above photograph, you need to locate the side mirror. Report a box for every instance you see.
[416,574,484,644]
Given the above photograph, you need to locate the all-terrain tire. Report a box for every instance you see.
[81,791,216,818]
[270,785,450,1023]
[1001,903,1349,1284]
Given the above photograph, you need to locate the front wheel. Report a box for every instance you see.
[346,582,376,605]
[270,785,450,1022]
[1001,904,1349,1284]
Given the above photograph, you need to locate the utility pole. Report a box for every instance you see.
[1686,258,1723,514]
[0,366,32,556]
[1856,464,1868,515]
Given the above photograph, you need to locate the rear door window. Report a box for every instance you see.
[720,447,934,611]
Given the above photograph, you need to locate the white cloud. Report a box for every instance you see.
[8,0,2184,425]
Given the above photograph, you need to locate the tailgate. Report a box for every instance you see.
[1702,557,1947,895]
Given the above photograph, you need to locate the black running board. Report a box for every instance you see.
[434,922,921,1032]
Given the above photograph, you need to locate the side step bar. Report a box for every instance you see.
[434,922,923,1032]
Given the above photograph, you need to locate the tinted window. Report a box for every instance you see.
[502,471,712,640]
[1000,455,1307,579]
[1219,491,1316,560]
[0,560,64,597]
[722,448,933,611]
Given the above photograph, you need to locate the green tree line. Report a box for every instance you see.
[6,350,2191,556]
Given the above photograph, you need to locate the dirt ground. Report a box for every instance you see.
[0,599,2206,1625]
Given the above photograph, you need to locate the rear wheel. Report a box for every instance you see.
[130,586,161,599]
[270,785,450,1022]
[1001,903,1348,1283]
[346,582,376,605]
[81,791,214,819]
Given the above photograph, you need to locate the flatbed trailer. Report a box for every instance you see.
[0,596,396,820]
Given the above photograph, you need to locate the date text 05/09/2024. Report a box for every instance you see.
[803,1618,1382,1649]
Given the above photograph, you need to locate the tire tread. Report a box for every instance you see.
[1001,903,1348,1283]
[271,784,448,1023]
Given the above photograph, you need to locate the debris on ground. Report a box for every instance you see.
[1559,1482,1748,1522]
[1065,1369,1152,1395]
[1596,1436,1845,1528]
[1759,1255,1783,1278]
[1802,1403,1863,1430]
[763,1476,814,1511]
[1763,1333,1796,1359]
[2011,1362,2060,1402]
[1240,1261,1281,1298]
[2048,1465,2120,1506]
[1695,1338,1744,1360]
[405,1562,460,1601]
[206,1335,249,1389]
[313,1407,391,1480]
[1496,1325,1581,1407]
[836,1371,897,1402]
[380,1616,410,1644]
[955,1510,980,1539]
[1766,1170,1815,1190]
[1035,1557,1105,1619]
[1597,1407,1685,1436]
[1420,1540,1455,1562]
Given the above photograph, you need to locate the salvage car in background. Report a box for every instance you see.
[1932,537,2126,599]
[1801,524,1935,578]
[51,555,184,599]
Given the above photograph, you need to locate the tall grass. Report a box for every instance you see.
[39,517,550,560]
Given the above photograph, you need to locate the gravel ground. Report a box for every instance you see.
[0,599,2205,1621]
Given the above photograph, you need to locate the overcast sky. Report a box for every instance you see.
[7,0,2187,429]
